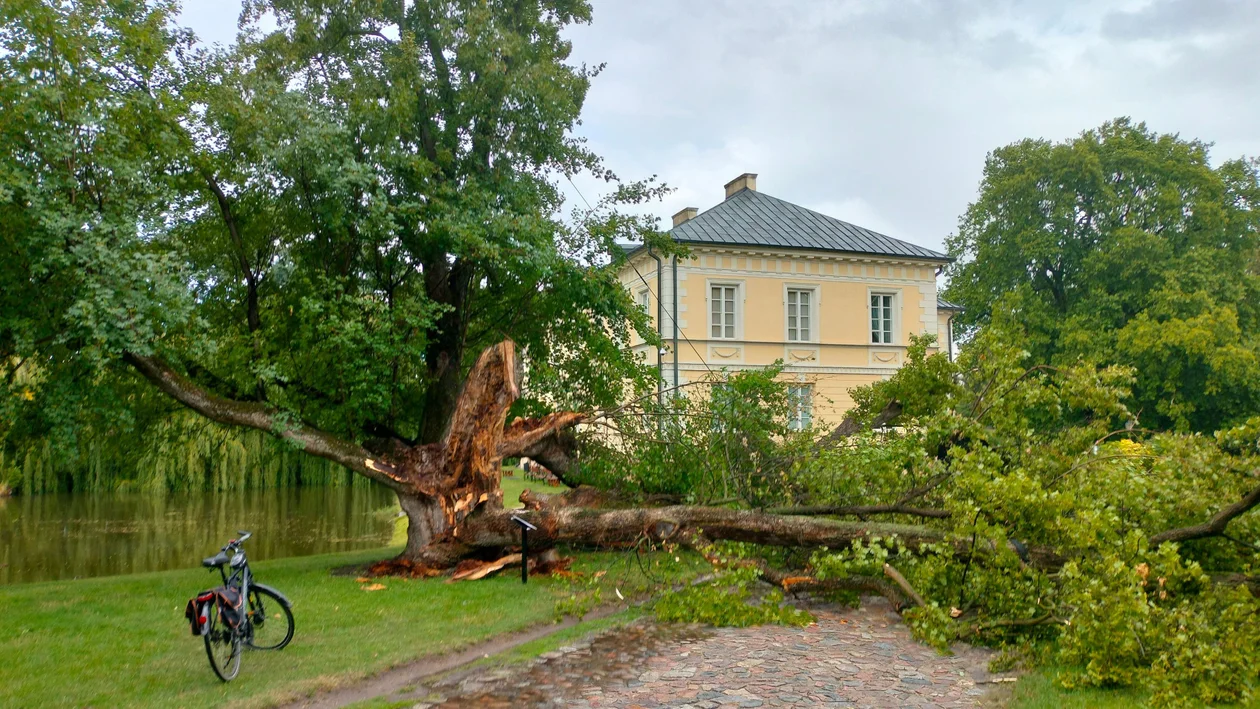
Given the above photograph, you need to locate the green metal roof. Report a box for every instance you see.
[620,188,951,262]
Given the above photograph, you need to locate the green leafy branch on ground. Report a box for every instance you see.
[569,326,1260,707]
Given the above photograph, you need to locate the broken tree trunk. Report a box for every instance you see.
[374,341,585,555]
[418,503,1064,573]
[411,504,953,569]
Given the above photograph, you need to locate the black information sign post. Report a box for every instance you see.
[510,515,538,585]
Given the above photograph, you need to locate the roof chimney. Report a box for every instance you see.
[724,173,757,200]
[672,206,698,227]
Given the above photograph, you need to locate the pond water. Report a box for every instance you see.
[0,484,399,585]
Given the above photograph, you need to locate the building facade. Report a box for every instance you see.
[619,173,960,429]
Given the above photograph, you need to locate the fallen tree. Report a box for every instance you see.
[121,333,1260,708]
[129,333,1260,588]
[127,339,990,571]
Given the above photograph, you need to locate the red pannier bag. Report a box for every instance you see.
[184,587,243,635]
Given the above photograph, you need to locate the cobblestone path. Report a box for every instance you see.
[415,599,1005,708]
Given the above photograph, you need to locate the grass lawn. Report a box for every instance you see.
[500,472,558,509]
[0,475,733,708]
[1006,668,1260,708]
[0,530,705,709]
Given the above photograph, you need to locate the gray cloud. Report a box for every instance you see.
[1101,0,1258,40]
[178,1,1260,253]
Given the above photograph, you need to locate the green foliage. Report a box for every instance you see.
[850,333,962,423]
[1057,545,1260,707]
[902,604,955,653]
[1,409,359,495]
[0,0,663,489]
[811,536,913,580]
[781,322,1260,707]
[1219,416,1260,457]
[944,118,1260,433]
[654,566,813,628]
[574,364,811,506]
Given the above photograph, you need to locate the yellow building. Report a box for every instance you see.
[619,173,960,429]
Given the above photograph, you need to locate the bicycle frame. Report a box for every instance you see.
[216,548,252,636]
[195,533,294,682]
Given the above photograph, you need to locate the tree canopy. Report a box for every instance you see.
[944,118,1260,433]
[0,0,661,486]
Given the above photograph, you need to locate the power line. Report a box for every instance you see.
[566,176,738,502]
[564,176,716,382]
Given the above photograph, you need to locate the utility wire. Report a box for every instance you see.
[564,176,716,380]
[566,176,739,502]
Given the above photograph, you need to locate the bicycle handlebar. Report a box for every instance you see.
[201,532,254,568]
[222,531,252,551]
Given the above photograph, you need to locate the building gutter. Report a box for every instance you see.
[646,245,664,406]
[671,255,679,394]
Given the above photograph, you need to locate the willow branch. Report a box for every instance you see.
[123,352,404,489]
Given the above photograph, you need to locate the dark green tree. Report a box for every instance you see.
[944,118,1260,432]
[0,0,662,552]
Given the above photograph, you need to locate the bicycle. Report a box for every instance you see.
[185,531,295,681]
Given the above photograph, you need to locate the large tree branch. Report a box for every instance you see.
[201,171,261,333]
[123,352,405,489]
[498,414,586,485]
[418,505,950,568]
[817,399,903,448]
[1149,474,1260,546]
[764,504,951,519]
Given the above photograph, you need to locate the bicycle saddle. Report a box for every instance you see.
[202,551,229,568]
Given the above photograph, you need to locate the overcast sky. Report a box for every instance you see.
[178,0,1260,255]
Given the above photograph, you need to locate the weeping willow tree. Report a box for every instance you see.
[2,410,362,495]
[2,354,361,495]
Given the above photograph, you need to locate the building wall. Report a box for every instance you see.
[620,245,946,427]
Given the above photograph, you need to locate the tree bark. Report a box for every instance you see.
[1149,475,1260,546]
[417,257,473,445]
[398,491,449,557]
[412,505,951,569]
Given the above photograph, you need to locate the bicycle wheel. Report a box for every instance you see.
[204,604,242,682]
[246,586,294,650]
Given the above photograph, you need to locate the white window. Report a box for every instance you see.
[787,288,813,342]
[788,384,813,431]
[871,293,895,344]
[710,284,737,339]
[637,288,650,312]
